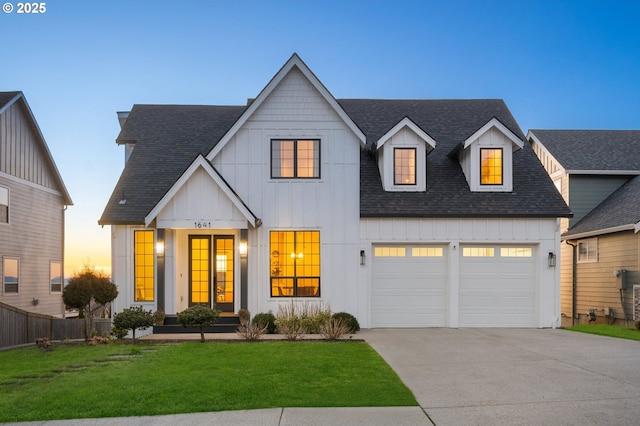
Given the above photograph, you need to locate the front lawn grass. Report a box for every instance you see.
[0,341,417,422]
[566,324,640,341]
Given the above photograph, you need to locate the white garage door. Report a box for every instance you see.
[371,245,447,327]
[459,246,536,327]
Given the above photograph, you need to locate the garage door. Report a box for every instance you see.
[459,246,536,327]
[371,245,447,327]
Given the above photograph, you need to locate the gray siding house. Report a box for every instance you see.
[0,92,72,316]
[528,130,640,326]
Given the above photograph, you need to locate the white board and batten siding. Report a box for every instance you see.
[209,67,362,317]
[360,217,561,329]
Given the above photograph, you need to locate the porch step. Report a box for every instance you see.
[153,314,241,334]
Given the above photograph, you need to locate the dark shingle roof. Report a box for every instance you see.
[339,99,570,218]
[99,105,246,224]
[563,176,640,237]
[529,130,640,171]
[100,100,572,224]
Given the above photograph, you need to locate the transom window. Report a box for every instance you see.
[480,148,503,185]
[394,148,416,185]
[0,187,8,223]
[270,231,320,297]
[463,247,495,257]
[500,247,533,257]
[3,257,19,294]
[50,261,62,293]
[577,238,598,263]
[271,139,320,178]
[374,247,406,257]
[134,230,155,302]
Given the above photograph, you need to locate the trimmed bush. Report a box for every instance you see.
[253,312,276,334]
[113,306,155,343]
[332,312,360,333]
[177,305,219,342]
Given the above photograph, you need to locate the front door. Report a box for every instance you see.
[214,236,234,313]
[188,235,234,313]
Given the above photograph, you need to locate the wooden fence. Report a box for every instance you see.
[0,301,111,349]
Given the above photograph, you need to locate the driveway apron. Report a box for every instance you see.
[361,328,640,426]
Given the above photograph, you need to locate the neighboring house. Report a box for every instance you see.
[0,91,73,317]
[528,130,640,326]
[100,54,570,329]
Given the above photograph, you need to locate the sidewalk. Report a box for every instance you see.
[3,407,431,426]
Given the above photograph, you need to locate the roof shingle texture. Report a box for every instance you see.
[100,100,571,224]
[563,175,640,237]
[530,130,640,171]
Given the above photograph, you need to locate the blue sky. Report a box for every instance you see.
[1,0,639,276]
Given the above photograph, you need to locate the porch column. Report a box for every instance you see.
[156,228,165,312]
[240,229,248,310]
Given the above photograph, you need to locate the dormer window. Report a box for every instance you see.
[394,148,416,185]
[480,148,503,185]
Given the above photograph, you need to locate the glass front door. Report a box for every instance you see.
[189,236,211,306]
[189,235,234,312]
[214,236,234,312]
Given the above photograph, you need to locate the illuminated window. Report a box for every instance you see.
[394,148,416,185]
[577,238,598,263]
[3,257,19,294]
[374,247,406,257]
[270,231,320,297]
[500,247,533,257]
[0,186,8,223]
[480,148,503,185]
[411,247,444,257]
[463,247,495,257]
[271,139,320,178]
[50,261,62,293]
[134,230,155,302]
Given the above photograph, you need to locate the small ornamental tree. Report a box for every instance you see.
[62,266,118,340]
[177,305,219,342]
[112,306,155,344]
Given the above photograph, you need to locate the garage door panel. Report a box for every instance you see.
[372,245,447,327]
[459,245,536,327]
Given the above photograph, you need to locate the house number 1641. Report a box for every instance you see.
[194,221,211,228]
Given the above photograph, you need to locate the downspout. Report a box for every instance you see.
[565,240,577,326]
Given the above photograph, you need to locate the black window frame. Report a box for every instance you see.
[479,147,504,186]
[270,230,321,298]
[393,147,417,186]
[270,139,321,179]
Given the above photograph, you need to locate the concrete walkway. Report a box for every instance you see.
[361,328,640,426]
[4,328,640,425]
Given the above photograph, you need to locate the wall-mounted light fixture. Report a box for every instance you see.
[360,250,366,266]
[156,240,165,256]
[239,241,248,257]
[32,298,39,306]
[548,251,556,267]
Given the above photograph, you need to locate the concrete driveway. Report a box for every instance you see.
[361,328,640,426]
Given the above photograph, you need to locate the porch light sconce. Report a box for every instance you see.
[548,251,556,268]
[156,241,165,256]
[239,241,248,257]
[360,250,366,266]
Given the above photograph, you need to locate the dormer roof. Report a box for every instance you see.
[376,116,436,153]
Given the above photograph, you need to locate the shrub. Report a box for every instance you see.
[153,309,166,325]
[253,312,276,334]
[177,305,219,342]
[237,322,268,341]
[63,266,118,340]
[319,318,350,341]
[299,304,332,334]
[111,326,129,340]
[35,337,52,351]
[275,302,306,340]
[113,306,155,344]
[332,312,360,333]
[238,308,251,326]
